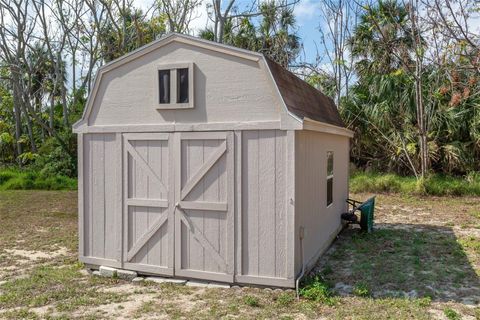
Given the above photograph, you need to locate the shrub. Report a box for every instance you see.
[0,168,76,191]
[33,131,77,178]
[299,275,335,305]
[350,171,480,196]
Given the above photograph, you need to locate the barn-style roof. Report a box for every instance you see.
[265,57,345,128]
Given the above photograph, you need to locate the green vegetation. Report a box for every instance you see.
[0,168,76,190]
[276,292,295,307]
[243,295,260,307]
[352,282,371,297]
[342,1,479,178]
[299,275,336,305]
[0,264,127,310]
[350,171,480,196]
[443,308,461,320]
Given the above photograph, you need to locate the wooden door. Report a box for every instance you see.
[174,132,234,282]
[123,133,174,275]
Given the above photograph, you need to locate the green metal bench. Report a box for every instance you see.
[341,197,376,232]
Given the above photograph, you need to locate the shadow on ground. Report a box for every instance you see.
[315,223,480,305]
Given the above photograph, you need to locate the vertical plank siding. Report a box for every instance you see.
[82,133,121,264]
[240,130,290,281]
[294,131,349,275]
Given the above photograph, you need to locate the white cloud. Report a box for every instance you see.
[294,0,320,23]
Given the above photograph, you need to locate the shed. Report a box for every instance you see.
[72,33,354,288]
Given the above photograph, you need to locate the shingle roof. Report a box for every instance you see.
[265,57,346,128]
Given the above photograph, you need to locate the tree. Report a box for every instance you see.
[157,0,203,33]
[200,0,301,67]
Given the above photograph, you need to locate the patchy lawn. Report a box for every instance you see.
[0,191,479,319]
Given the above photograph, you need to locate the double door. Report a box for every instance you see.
[122,132,234,282]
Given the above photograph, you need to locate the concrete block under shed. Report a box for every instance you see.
[117,269,137,281]
[99,266,117,277]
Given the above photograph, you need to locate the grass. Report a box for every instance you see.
[350,171,480,196]
[0,264,127,310]
[244,295,260,307]
[0,168,76,191]
[321,227,479,299]
[443,308,461,320]
[0,191,479,319]
[299,275,336,305]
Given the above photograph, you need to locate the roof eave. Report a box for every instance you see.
[302,117,354,138]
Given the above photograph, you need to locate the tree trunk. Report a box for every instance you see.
[55,51,69,127]
[72,48,76,108]
[11,75,23,158]
[415,53,427,178]
[24,113,37,153]
[50,94,55,132]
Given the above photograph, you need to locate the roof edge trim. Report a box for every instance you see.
[303,118,354,137]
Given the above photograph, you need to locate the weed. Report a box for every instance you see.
[227,302,239,313]
[244,295,260,307]
[443,308,460,320]
[1,308,39,319]
[299,275,335,305]
[276,292,295,306]
[133,301,156,318]
[353,282,371,297]
[0,264,127,310]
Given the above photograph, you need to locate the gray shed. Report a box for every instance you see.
[73,33,353,288]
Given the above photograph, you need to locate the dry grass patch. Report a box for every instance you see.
[0,191,479,319]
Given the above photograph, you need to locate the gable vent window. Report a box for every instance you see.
[177,68,189,103]
[326,151,334,207]
[156,63,194,109]
[158,70,170,104]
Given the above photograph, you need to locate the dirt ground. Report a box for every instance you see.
[0,191,479,319]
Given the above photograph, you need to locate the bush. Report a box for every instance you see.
[299,275,335,305]
[33,131,77,178]
[0,168,76,191]
[350,171,480,196]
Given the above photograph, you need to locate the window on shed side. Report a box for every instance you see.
[177,68,189,103]
[158,69,170,104]
[327,151,334,206]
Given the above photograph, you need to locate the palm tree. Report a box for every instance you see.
[349,0,414,77]
[199,1,301,68]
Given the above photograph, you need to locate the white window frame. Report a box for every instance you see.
[156,62,194,110]
[326,151,334,207]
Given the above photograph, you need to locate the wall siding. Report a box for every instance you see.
[88,42,283,126]
[294,130,349,275]
[240,130,289,279]
[82,133,121,262]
